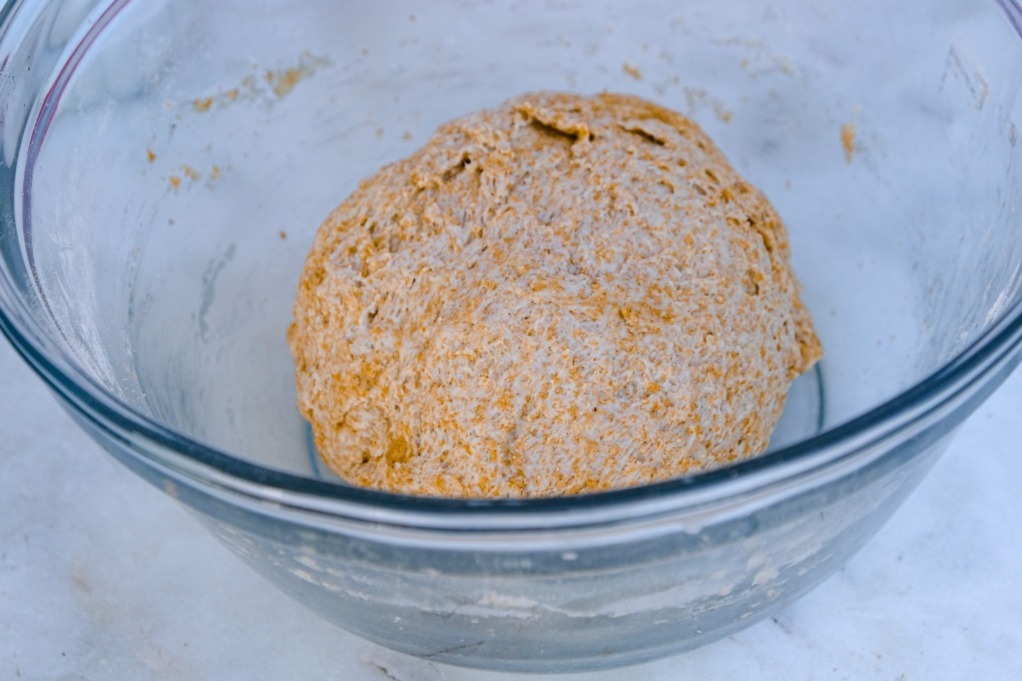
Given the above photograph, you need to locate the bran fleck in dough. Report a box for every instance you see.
[288,91,822,498]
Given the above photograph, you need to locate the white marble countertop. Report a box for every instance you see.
[1,335,1020,680]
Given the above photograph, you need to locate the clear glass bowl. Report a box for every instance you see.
[2,0,1022,672]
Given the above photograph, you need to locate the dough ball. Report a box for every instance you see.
[288,92,821,498]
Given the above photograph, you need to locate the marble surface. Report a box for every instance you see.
[1,335,1020,681]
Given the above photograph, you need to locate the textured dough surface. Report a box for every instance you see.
[288,92,822,498]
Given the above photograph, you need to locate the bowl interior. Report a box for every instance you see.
[11,0,1022,480]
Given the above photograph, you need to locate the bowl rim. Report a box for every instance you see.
[1,0,1022,531]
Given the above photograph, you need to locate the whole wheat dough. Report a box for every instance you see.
[288,91,822,498]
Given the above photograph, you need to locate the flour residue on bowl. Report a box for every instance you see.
[841,122,856,163]
[149,51,330,194]
[183,51,331,114]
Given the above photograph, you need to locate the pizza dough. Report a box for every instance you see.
[287,91,822,498]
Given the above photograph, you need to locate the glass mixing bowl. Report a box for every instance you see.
[2,0,1022,672]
